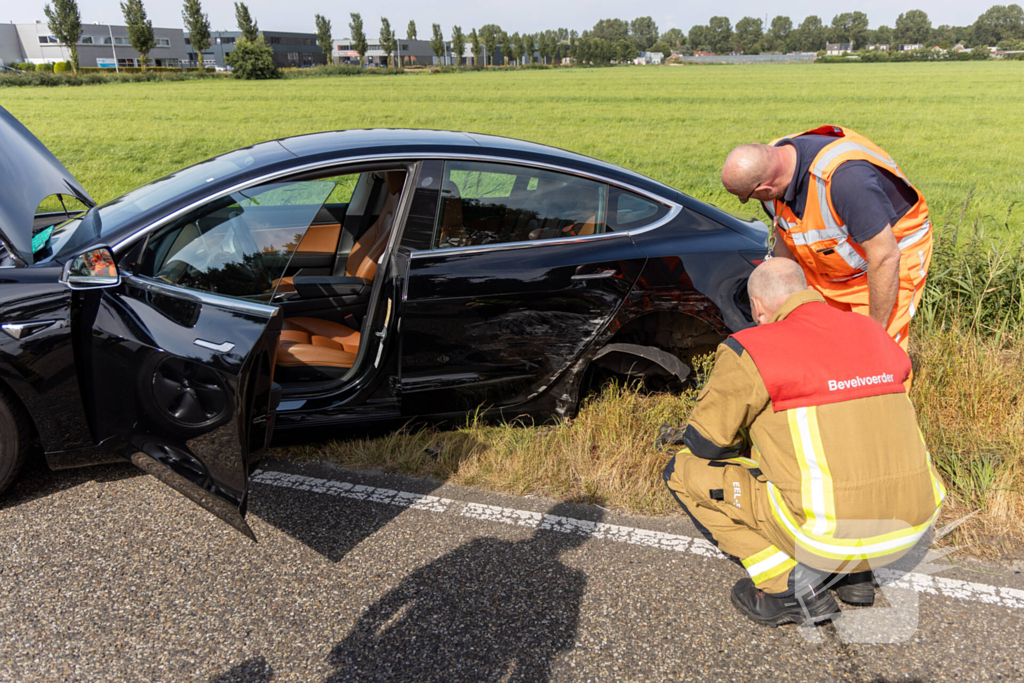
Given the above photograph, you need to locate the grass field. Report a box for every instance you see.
[2,62,1023,237]
[3,63,1022,554]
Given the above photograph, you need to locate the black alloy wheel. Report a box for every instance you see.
[0,386,31,494]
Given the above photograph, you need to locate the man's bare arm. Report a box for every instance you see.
[860,226,901,328]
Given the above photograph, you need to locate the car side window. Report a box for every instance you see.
[606,186,670,231]
[434,161,608,249]
[136,180,339,301]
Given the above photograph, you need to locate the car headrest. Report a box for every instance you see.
[385,171,406,196]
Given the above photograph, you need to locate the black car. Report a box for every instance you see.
[0,106,766,538]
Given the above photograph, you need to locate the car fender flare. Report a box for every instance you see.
[590,343,692,384]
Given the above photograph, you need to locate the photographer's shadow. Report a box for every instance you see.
[323,501,600,682]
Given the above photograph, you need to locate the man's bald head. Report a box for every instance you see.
[722,144,772,196]
[721,142,796,204]
[747,258,808,324]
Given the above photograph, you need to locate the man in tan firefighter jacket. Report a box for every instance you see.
[721,126,931,356]
[663,258,945,626]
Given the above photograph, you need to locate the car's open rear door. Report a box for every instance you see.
[79,279,281,540]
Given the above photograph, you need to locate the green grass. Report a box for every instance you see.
[2,62,1023,237]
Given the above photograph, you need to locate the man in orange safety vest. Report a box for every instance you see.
[721,126,932,355]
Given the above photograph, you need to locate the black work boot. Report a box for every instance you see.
[730,564,840,626]
[833,570,875,606]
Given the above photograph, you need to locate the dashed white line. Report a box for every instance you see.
[251,469,1024,612]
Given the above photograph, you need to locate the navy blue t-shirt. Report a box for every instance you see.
[771,135,918,243]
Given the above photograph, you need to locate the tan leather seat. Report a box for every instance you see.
[276,317,361,381]
[345,171,405,280]
[273,171,406,294]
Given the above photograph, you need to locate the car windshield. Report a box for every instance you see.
[95,149,262,228]
[32,145,287,264]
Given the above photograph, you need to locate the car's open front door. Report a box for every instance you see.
[80,279,281,539]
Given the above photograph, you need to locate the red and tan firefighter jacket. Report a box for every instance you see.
[679,289,945,573]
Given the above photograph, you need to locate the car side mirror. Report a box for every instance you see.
[61,246,121,289]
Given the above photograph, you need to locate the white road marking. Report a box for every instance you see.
[251,469,1024,612]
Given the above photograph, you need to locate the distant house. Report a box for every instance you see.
[825,42,853,55]
[864,44,890,52]
[953,43,969,52]
[693,50,715,57]
[633,51,664,65]
[898,43,923,52]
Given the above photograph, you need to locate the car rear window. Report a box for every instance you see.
[605,186,671,231]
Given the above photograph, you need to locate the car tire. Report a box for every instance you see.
[0,386,31,494]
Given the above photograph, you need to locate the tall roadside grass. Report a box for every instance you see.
[910,204,1024,554]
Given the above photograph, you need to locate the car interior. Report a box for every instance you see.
[137,166,409,391]
[435,163,608,249]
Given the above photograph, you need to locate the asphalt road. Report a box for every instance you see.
[1,457,1022,682]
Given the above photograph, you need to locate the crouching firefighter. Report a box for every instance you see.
[663,258,945,626]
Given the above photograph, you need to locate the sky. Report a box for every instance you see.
[7,1,987,38]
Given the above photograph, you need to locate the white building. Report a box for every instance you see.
[825,42,853,55]
[633,51,664,65]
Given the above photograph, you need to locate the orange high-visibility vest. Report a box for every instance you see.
[763,126,932,284]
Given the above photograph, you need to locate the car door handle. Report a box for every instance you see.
[194,339,235,353]
[571,269,618,281]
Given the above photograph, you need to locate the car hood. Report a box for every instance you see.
[0,105,94,265]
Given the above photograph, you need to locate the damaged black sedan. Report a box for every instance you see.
[0,105,766,537]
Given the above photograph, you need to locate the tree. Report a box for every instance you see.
[795,15,826,52]
[480,24,501,66]
[451,26,466,67]
[519,32,531,64]
[592,18,629,42]
[688,24,713,52]
[225,35,278,78]
[615,38,636,62]
[734,16,763,53]
[766,16,792,52]
[349,13,367,66]
[44,0,82,74]
[829,11,869,49]
[650,40,671,55]
[708,16,734,54]
[120,0,155,69]
[234,2,259,43]
[181,0,210,69]
[380,17,396,68]
[972,4,1024,46]
[660,28,686,49]
[895,10,932,45]
[315,14,332,65]
[629,16,659,51]
[875,25,895,46]
[569,30,579,63]
[507,31,521,65]
[429,23,445,65]
[469,28,482,66]
[407,20,417,41]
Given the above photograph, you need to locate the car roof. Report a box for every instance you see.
[276,129,681,200]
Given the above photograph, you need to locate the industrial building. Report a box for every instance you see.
[0,21,188,68]
[186,30,326,69]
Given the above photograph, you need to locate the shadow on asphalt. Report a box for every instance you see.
[209,657,273,683]
[0,456,141,512]
[320,500,601,682]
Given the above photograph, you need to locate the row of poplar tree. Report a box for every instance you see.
[38,0,1024,77]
